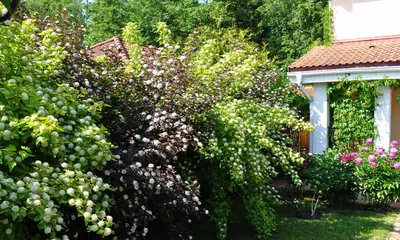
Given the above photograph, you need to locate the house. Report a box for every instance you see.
[87,36,156,63]
[288,0,400,153]
[87,36,130,60]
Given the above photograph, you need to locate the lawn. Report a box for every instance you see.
[271,201,398,240]
[191,197,399,240]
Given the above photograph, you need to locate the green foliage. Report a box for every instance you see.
[259,0,329,66]
[85,0,330,66]
[86,0,227,46]
[322,5,334,46]
[117,22,313,239]
[351,140,400,207]
[0,18,114,239]
[122,22,142,74]
[156,22,173,46]
[201,99,313,239]
[20,0,84,23]
[86,0,130,45]
[327,77,398,151]
[301,149,357,203]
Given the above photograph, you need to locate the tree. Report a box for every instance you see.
[20,0,84,23]
[86,0,231,45]
[259,0,330,66]
[85,0,331,66]
[85,0,130,45]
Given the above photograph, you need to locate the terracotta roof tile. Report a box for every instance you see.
[288,36,400,72]
[87,36,129,60]
[87,37,156,64]
[295,85,314,96]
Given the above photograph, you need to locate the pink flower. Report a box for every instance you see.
[362,147,370,152]
[390,153,397,159]
[302,161,309,167]
[351,152,358,158]
[391,141,399,147]
[339,156,348,163]
[355,158,363,164]
[390,148,398,154]
[375,148,384,156]
[368,155,376,162]
[394,163,400,169]
[370,162,379,168]
[366,138,373,145]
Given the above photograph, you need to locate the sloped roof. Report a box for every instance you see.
[288,36,400,72]
[87,36,130,60]
[87,36,156,63]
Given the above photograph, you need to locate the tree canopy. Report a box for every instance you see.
[17,0,84,23]
[85,0,331,66]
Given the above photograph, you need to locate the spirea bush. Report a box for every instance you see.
[341,139,400,207]
[201,99,313,239]
[34,11,312,239]
[42,15,206,239]
[0,18,114,239]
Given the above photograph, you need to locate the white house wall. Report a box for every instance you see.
[332,0,400,41]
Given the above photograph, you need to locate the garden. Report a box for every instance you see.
[1,0,400,239]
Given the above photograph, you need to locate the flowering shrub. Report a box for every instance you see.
[83,22,309,239]
[22,11,313,239]
[202,99,313,238]
[301,149,357,212]
[46,17,207,239]
[342,139,400,207]
[0,18,114,239]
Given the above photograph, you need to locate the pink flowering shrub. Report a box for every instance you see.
[340,138,400,206]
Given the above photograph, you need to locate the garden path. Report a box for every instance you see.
[386,203,400,240]
[388,216,400,240]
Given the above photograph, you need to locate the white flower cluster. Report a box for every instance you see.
[0,18,115,239]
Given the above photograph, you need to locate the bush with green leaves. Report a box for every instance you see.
[342,139,400,207]
[0,18,115,239]
[86,22,310,239]
[31,10,313,239]
[300,149,357,214]
[201,99,313,238]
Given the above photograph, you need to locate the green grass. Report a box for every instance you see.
[271,200,398,240]
[192,197,399,240]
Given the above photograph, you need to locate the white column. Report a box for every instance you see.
[375,86,392,149]
[310,83,329,154]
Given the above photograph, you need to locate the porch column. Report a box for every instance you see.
[375,86,392,149]
[310,83,329,154]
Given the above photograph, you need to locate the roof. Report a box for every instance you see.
[300,86,313,96]
[288,36,400,72]
[87,36,130,60]
[87,37,156,63]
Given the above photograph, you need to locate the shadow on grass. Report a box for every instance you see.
[191,196,398,240]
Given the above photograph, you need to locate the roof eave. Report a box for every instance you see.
[288,65,400,84]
